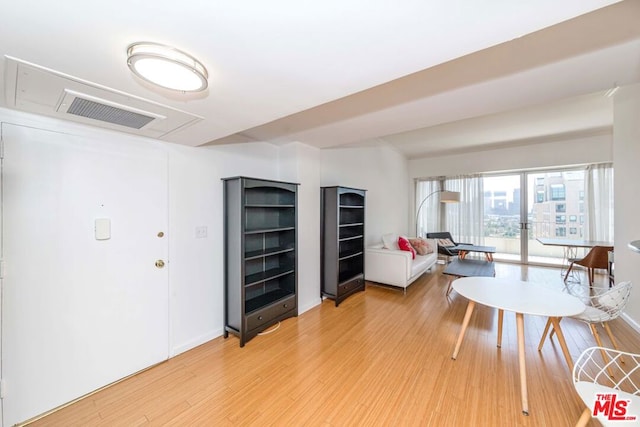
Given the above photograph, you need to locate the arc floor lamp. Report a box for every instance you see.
[415,190,460,237]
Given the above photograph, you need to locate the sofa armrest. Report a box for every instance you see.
[365,246,412,287]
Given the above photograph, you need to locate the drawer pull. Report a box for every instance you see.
[258,316,263,320]
[283,304,288,308]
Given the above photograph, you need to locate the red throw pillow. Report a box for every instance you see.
[398,236,416,259]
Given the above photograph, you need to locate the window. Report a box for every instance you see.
[536,191,545,203]
[569,215,577,222]
[570,227,577,235]
[579,190,584,200]
[550,184,565,201]
[556,215,566,224]
[556,227,566,237]
[580,215,584,224]
[556,204,566,213]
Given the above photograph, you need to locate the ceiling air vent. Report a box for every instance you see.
[56,89,166,130]
[66,97,155,129]
[4,57,203,140]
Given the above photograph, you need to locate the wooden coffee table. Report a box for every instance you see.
[442,258,495,296]
[455,244,496,261]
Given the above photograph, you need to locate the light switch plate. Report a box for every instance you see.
[195,226,208,238]
[95,218,111,240]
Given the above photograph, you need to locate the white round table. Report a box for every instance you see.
[451,277,585,415]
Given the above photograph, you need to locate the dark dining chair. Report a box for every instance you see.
[564,245,614,287]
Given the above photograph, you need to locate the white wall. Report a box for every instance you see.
[0,108,286,362]
[408,132,612,178]
[278,142,322,314]
[166,141,280,355]
[321,145,410,245]
[613,83,640,330]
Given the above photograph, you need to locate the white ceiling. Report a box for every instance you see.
[2,0,639,158]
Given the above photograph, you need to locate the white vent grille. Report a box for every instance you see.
[4,57,204,140]
[66,97,156,129]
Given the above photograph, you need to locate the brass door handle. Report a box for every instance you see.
[155,260,165,268]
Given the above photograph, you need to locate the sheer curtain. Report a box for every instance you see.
[445,175,485,245]
[415,179,441,237]
[416,175,484,244]
[584,163,614,242]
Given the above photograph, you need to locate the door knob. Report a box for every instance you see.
[155,260,165,268]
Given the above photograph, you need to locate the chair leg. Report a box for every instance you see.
[564,263,574,282]
[602,322,625,364]
[590,324,614,377]
[538,318,553,351]
[575,408,591,427]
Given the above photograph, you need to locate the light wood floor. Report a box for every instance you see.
[29,263,640,426]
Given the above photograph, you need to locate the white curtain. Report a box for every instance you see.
[445,175,485,245]
[415,179,441,237]
[584,163,614,242]
[416,175,484,244]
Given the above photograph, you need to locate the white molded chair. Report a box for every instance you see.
[538,281,632,361]
[572,346,640,427]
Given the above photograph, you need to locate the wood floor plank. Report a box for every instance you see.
[26,263,636,427]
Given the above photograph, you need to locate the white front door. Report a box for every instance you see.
[1,124,169,426]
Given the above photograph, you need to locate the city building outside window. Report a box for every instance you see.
[550,184,566,201]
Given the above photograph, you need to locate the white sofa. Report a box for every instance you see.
[365,237,438,291]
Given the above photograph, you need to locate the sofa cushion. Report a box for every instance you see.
[411,253,434,278]
[438,238,455,247]
[409,238,434,255]
[382,233,400,250]
[398,236,416,259]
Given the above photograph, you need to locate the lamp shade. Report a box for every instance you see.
[415,190,460,237]
[440,191,460,203]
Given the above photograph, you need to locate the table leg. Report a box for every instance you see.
[486,252,494,262]
[537,318,553,351]
[452,300,476,360]
[497,309,504,348]
[445,278,455,296]
[549,317,574,372]
[516,312,529,415]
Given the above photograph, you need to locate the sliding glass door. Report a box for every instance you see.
[418,164,612,266]
[483,170,587,264]
[482,174,523,262]
[526,170,586,265]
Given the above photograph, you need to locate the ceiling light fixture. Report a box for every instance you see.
[127,42,208,92]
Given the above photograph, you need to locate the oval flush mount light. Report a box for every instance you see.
[127,42,208,92]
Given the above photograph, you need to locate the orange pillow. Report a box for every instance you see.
[398,236,416,259]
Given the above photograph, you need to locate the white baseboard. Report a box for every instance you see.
[170,329,222,357]
[298,298,322,315]
[621,312,640,334]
